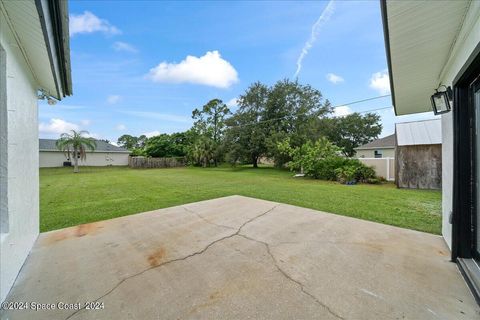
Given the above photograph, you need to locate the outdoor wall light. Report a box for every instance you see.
[431,85,452,115]
[37,89,57,106]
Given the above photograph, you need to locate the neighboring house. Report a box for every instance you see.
[355,134,396,181]
[395,119,442,190]
[381,0,480,301]
[0,1,72,301]
[39,139,130,167]
[354,134,396,158]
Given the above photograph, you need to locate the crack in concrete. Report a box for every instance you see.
[237,233,345,320]
[65,204,279,320]
[182,206,236,230]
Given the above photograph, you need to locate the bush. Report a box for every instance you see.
[335,159,376,184]
[335,165,357,184]
[277,138,377,183]
[366,178,381,184]
[130,148,146,156]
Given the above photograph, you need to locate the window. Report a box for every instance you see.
[374,150,383,158]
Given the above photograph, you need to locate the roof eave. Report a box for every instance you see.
[35,0,72,99]
[380,0,397,116]
[354,146,396,151]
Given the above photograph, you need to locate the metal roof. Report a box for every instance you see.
[39,139,130,153]
[355,134,396,150]
[380,0,473,115]
[395,119,442,146]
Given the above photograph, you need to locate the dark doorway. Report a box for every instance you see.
[452,44,480,304]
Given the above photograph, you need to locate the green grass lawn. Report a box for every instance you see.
[40,166,442,234]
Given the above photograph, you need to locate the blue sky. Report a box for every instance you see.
[39,0,436,142]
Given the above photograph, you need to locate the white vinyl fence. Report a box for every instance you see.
[358,157,395,181]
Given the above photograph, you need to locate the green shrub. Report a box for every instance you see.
[130,148,147,156]
[366,178,381,184]
[277,138,377,183]
[335,165,357,184]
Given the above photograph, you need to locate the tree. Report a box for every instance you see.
[191,99,230,166]
[117,134,148,150]
[224,79,332,168]
[56,130,96,173]
[225,82,269,167]
[265,79,332,166]
[144,132,191,157]
[317,112,382,157]
[117,134,138,150]
[189,136,215,167]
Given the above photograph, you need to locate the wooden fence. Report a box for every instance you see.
[128,156,186,168]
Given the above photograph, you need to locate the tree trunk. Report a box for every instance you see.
[73,148,79,173]
[252,156,258,168]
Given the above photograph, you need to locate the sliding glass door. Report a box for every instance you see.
[475,77,480,261]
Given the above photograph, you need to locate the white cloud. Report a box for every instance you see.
[147,51,238,88]
[39,118,79,134]
[107,95,122,105]
[143,131,161,138]
[69,11,121,36]
[80,119,91,126]
[326,73,344,84]
[369,70,391,95]
[112,41,138,53]
[226,97,239,108]
[85,132,102,139]
[333,106,352,117]
[294,0,335,77]
[116,124,127,131]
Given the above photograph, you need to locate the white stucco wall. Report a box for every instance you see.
[439,3,480,249]
[0,11,40,301]
[39,151,129,167]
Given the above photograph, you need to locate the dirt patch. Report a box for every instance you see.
[41,222,105,246]
[147,247,167,267]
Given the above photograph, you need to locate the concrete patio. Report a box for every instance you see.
[1,195,479,319]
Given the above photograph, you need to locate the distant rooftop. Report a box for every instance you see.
[355,134,396,150]
[39,139,129,153]
[396,119,442,146]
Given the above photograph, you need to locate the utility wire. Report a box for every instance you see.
[226,94,392,128]
[333,94,391,108]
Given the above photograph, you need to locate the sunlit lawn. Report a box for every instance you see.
[40,166,442,234]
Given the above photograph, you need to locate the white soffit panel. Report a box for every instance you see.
[2,0,57,97]
[385,1,470,115]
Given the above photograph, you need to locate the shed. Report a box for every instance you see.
[39,139,130,167]
[395,119,442,190]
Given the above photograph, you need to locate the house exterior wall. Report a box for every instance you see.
[355,147,395,159]
[0,11,40,301]
[39,151,129,167]
[439,3,480,249]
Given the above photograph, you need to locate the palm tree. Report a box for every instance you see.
[56,130,96,173]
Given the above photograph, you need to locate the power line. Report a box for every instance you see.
[357,106,392,114]
[332,94,391,109]
[226,95,393,128]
